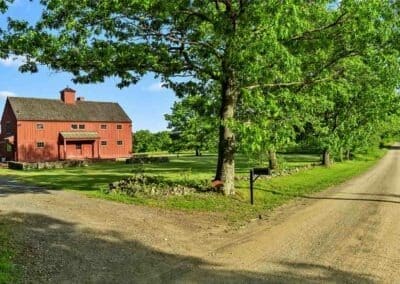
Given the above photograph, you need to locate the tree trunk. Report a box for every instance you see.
[268,149,278,170]
[346,150,351,160]
[195,147,200,157]
[339,147,343,162]
[322,149,331,167]
[214,77,237,195]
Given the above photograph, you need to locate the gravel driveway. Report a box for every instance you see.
[1,147,400,283]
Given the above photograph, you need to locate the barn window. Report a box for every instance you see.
[101,141,107,146]
[71,124,78,129]
[117,140,123,146]
[79,124,85,129]
[37,123,44,129]
[5,122,12,134]
[100,124,107,129]
[117,124,122,130]
[36,142,45,148]
[6,143,12,152]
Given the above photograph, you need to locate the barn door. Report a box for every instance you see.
[76,143,82,156]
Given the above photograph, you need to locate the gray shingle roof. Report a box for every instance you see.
[7,97,131,122]
[60,131,99,140]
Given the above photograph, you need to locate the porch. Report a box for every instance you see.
[59,132,100,160]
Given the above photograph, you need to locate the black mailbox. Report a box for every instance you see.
[253,168,271,175]
[250,167,271,205]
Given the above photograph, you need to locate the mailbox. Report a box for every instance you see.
[252,168,271,175]
[250,167,271,205]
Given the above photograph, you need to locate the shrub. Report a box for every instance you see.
[126,156,170,164]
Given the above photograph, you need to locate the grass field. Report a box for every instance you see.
[0,150,386,223]
[0,220,19,284]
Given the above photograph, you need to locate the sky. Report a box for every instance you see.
[0,0,176,132]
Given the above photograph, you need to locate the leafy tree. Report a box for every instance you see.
[133,130,172,153]
[165,92,218,156]
[236,89,303,169]
[2,1,400,194]
[133,130,154,153]
[0,0,9,13]
[154,131,173,152]
[300,49,400,166]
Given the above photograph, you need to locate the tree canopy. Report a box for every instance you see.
[2,1,400,194]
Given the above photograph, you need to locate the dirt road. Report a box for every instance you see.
[1,147,400,283]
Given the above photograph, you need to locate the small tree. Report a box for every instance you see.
[165,93,218,156]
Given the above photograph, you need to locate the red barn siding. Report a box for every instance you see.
[15,121,132,162]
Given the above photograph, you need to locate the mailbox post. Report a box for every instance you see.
[250,167,271,205]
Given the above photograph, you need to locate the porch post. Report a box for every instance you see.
[63,139,67,160]
[92,141,95,159]
[97,139,100,159]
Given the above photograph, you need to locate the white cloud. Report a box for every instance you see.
[0,91,17,98]
[0,55,27,67]
[147,82,165,92]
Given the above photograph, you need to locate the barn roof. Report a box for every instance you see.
[60,131,99,140]
[7,97,131,122]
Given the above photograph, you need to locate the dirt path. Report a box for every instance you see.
[1,148,400,282]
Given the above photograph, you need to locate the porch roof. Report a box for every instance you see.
[60,131,99,140]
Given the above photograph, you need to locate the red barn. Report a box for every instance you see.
[0,88,132,162]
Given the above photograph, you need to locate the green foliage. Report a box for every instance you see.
[2,1,400,192]
[133,130,172,153]
[165,92,218,155]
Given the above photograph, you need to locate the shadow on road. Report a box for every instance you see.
[380,145,400,150]
[301,195,400,205]
[0,178,50,197]
[350,192,400,199]
[261,189,400,205]
[1,212,376,283]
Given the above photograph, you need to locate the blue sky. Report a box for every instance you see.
[0,0,176,132]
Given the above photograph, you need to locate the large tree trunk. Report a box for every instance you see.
[322,148,331,167]
[195,147,201,157]
[214,77,237,195]
[268,149,278,170]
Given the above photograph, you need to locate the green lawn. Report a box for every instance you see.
[0,220,19,284]
[0,150,385,222]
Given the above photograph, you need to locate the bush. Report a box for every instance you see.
[125,156,170,164]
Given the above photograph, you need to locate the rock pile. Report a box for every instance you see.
[108,175,199,197]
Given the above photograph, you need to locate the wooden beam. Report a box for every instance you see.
[63,139,67,160]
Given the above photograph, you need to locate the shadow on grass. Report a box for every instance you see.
[11,174,123,192]
[0,178,50,197]
[2,211,376,283]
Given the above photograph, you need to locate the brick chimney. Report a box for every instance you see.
[60,87,76,105]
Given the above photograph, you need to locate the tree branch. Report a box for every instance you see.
[245,75,337,91]
[287,12,348,42]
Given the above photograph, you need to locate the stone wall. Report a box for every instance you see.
[8,160,89,170]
